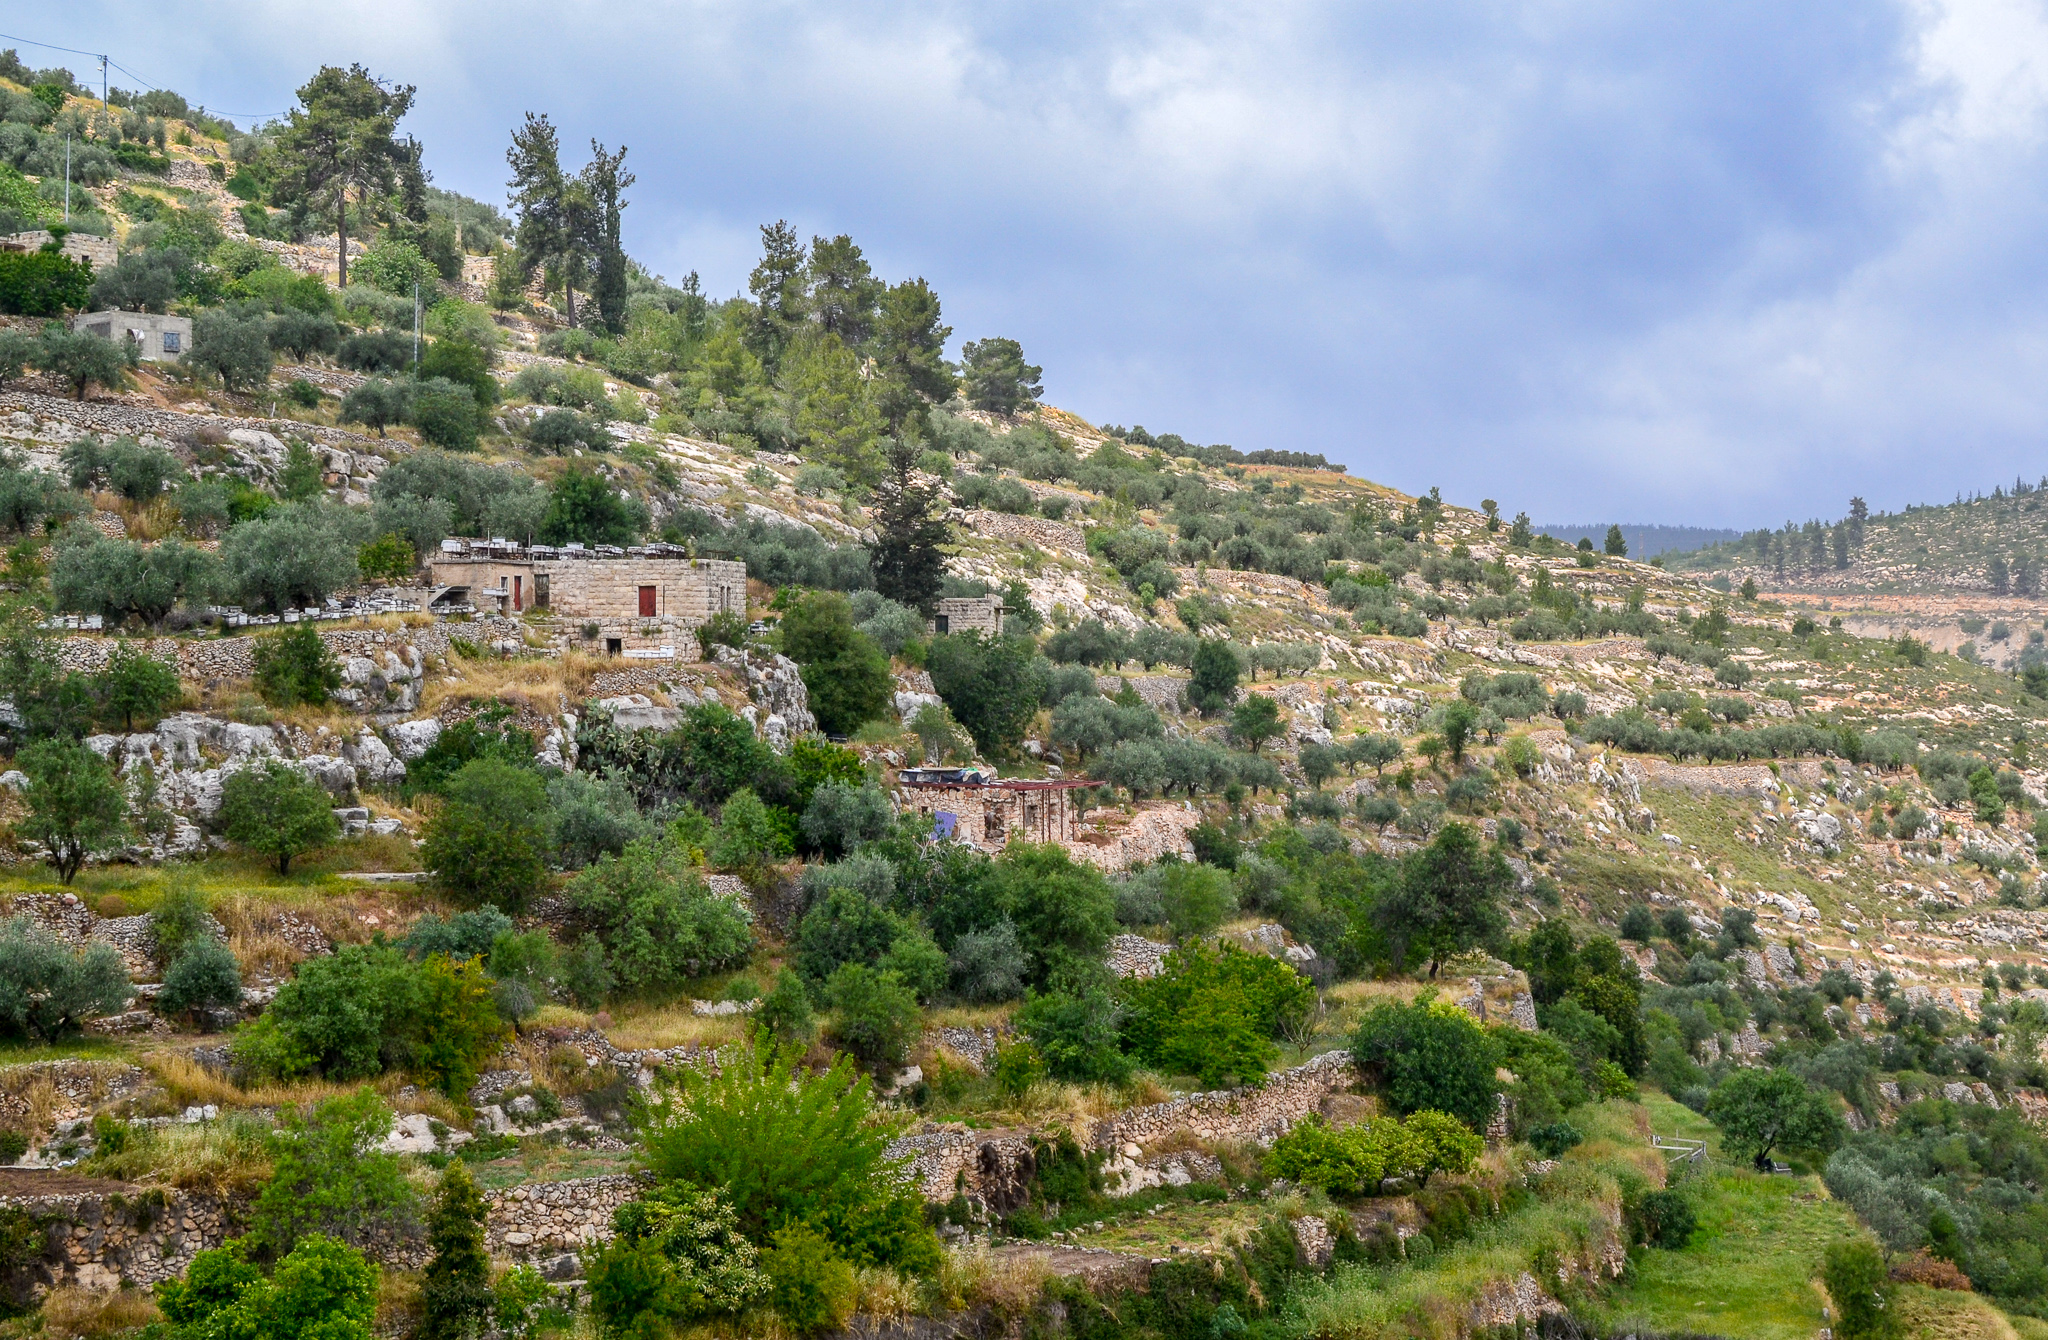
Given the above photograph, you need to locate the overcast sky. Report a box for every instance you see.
[37,0,2048,526]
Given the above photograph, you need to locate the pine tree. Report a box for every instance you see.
[272,66,418,288]
[583,141,633,335]
[417,1162,492,1340]
[869,438,951,613]
[1603,524,1626,557]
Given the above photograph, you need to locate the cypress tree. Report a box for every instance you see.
[869,437,951,613]
[417,1161,492,1340]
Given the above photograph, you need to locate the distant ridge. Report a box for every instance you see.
[1534,523,1743,560]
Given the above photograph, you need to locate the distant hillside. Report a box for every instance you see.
[1667,478,2048,593]
[1534,522,1741,559]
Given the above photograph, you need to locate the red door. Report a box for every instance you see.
[638,585,657,617]
[512,576,523,611]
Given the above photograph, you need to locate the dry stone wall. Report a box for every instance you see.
[0,1179,232,1300]
[483,1175,642,1258]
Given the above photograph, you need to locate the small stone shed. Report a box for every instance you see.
[427,539,745,659]
[929,595,1004,637]
[68,310,193,363]
[2,230,116,271]
[895,767,1086,848]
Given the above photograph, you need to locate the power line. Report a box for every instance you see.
[0,28,288,122]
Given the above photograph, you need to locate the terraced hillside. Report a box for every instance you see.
[3,55,2048,1340]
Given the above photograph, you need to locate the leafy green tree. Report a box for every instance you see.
[926,632,1047,755]
[278,439,325,502]
[1187,637,1240,714]
[422,758,553,909]
[1159,863,1237,939]
[36,325,134,399]
[272,65,420,288]
[638,1042,939,1272]
[1440,698,1477,764]
[745,221,808,373]
[780,591,890,735]
[418,1162,492,1340]
[222,502,369,613]
[868,437,951,612]
[19,737,127,883]
[357,532,417,583]
[709,787,791,879]
[1351,999,1501,1129]
[1229,694,1283,754]
[0,916,129,1040]
[158,1235,379,1340]
[219,759,341,875]
[987,842,1119,988]
[158,939,243,1020]
[253,623,345,707]
[540,466,646,546]
[250,1089,419,1255]
[191,309,274,392]
[1704,1067,1843,1170]
[587,1185,768,1335]
[0,250,93,316]
[824,963,921,1069]
[1122,942,1312,1086]
[788,332,883,487]
[340,376,413,436]
[568,835,754,992]
[1823,1240,1898,1340]
[871,279,954,430]
[763,1224,856,1335]
[418,339,498,408]
[52,529,216,628]
[410,377,480,451]
[1603,524,1627,557]
[1018,983,1130,1082]
[0,329,34,390]
[583,143,633,335]
[1374,822,1509,974]
[756,967,817,1047]
[959,337,1042,415]
[90,643,178,732]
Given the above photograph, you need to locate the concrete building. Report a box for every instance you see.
[426,539,745,659]
[929,595,1005,637]
[69,310,193,363]
[3,230,117,272]
[895,767,1088,849]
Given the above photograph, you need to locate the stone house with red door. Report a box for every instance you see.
[426,539,745,659]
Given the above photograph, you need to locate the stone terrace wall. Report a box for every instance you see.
[483,1175,642,1259]
[56,619,525,685]
[889,1050,1359,1204]
[0,1180,232,1298]
[0,392,384,452]
[1091,1050,1357,1151]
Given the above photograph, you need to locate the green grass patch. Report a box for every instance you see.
[1589,1091,1863,1340]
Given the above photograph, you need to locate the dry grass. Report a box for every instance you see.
[937,1243,1056,1315]
[851,1267,924,1323]
[144,1051,369,1112]
[922,1003,1018,1030]
[82,1116,274,1196]
[605,1006,748,1051]
[40,1285,162,1340]
[0,1070,63,1137]
[417,652,574,718]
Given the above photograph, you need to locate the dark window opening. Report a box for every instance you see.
[605,637,623,656]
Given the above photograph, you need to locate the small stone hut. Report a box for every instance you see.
[894,767,1087,848]
[427,539,745,658]
[68,310,193,363]
[929,595,1004,637]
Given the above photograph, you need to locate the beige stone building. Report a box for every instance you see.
[929,595,1005,636]
[427,540,745,658]
[894,767,1087,848]
[3,229,117,271]
[69,310,193,363]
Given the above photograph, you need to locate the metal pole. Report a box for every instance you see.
[100,55,107,112]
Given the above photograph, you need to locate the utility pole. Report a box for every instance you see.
[99,55,107,111]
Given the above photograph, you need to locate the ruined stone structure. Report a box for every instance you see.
[68,311,192,363]
[929,595,1005,637]
[894,769,1087,849]
[2,231,116,271]
[428,540,744,659]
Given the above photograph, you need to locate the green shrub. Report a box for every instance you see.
[568,835,754,993]
[1823,1239,1898,1340]
[0,248,91,315]
[158,1234,379,1340]
[1629,1187,1696,1249]
[252,623,344,707]
[639,1043,939,1273]
[1123,942,1313,1087]
[249,1090,419,1256]
[1527,1120,1583,1158]
[411,377,481,451]
[589,1185,769,1334]
[219,758,342,875]
[1351,999,1502,1129]
[762,1223,855,1334]
[755,968,816,1046]
[422,758,553,909]
[418,1161,492,1340]
[0,915,129,1040]
[158,939,243,1018]
[823,963,920,1070]
[1018,984,1130,1083]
